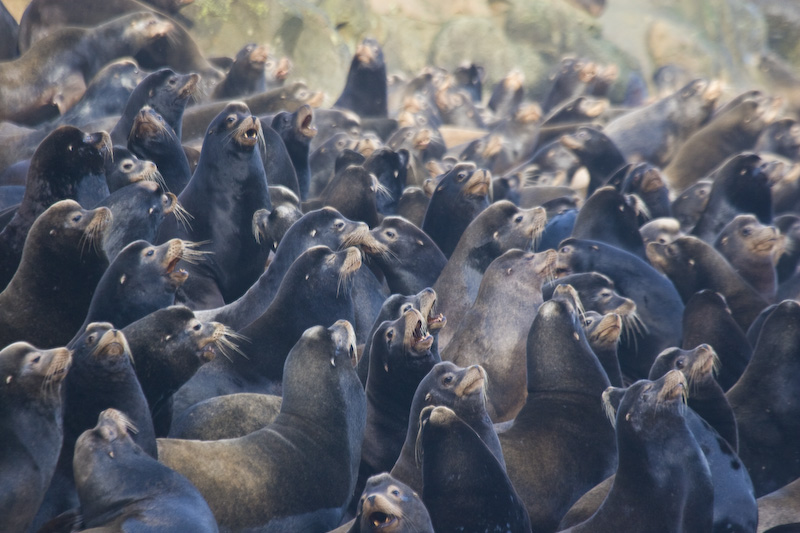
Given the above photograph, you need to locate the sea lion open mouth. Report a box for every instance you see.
[296,106,317,139]
[411,318,433,352]
[275,57,291,80]
[178,74,200,99]
[234,116,261,148]
[369,511,397,529]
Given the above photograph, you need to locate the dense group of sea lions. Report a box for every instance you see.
[1,0,800,531]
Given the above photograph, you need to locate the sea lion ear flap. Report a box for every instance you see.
[251,208,270,244]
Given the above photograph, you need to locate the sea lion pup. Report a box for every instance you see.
[34,322,155,529]
[79,238,194,332]
[172,246,360,415]
[418,406,533,533]
[157,102,271,310]
[664,91,781,191]
[558,371,714,533]
[422,162,492,258]
[0,12,173,126]
[691,153,773,243]
[0,343,71,533]
[159,320,366,532]
[714,214,783,300]
[72,409,218,532]
[555,238,684,381]
[603,78,722,168]
[681,290,752,391]
[727,299,800,497]
[98,181,177,260]
[582,310,624,388]
[647,236,769,332]
[334,38,388,118]
[0,126,111,289]
[499,294,616,532]
[443,249,557,422]
[356,308,440,512]
[121,305,233,436]
[0,201,111,349]
[433,201,547,348]
[332,473,433,533]
[367,216,447,296]
[390,362,499,494]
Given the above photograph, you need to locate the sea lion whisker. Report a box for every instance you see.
[146,168,167,190]
[170,200,194,232]
[179,241,212,264]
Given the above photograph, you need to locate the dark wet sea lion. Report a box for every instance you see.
[121,305,230,436]
[34,322,156,529]
[756,117,800,160]
[610,162,672,222]
[499,295,616,532]
[603,78,721,167]
[97,181,177,260]
[714,214,782,300]
[672,179,712,232]
[582,310,623,387]
[309,132,359,197]
[390,362,499,494]
[127,105,192,194]
[335,38,388,118]
[419,405,532,533]
[556,238,684,380]
[681,289,752,391]
[80,238,192,332]
[319,165,382,228]
[559,371,715,533]
[159,320,366,532]
[541,58,597,113]
[157,102,271,309]
[172,246,360,415]
[727,299,800,497]
[365,147,409,216]
[444,249,556,422]
[367,216,447,295]
[0,343,71,533]
[72,409,218,532]
[0,201,110,349]
[271,104,316,200]
[395,186,429,228]
[560,127,627,195]
[487,69,525,118]
[647,235,769,332]
[0,127,111,289]
[0,12,173,126]
[212,42,270,100]
[104,146,160,193]
[357,308,440,512]
[340,473,433,533]
[168,392,282,441]
[571,185,646,259]
[639,217,683,246]
[434,201,547,348]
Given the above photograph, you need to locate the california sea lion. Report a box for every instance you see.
[582,310,623,387]
[0,12,173,126]
[335,38,388,118]
[212,42,270,100]
[0,200,110,349]
[72,409,218,532]
[104,146,161,193]
[159,320,365,532]
[0,343,71,533]
[271,104,316,200]
[570,185,646,259]
[127,105,192,194]
[444,249,556,422]
[340,473,433,533]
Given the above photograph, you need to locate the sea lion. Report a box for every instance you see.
[434,201,547,348]
[0,12,173,126]
[582,310,623,387]
[121,305,234,436]
[758,478,800,533]
[609,162,672,222]
[714,214,783,300]
[0,343,71,533]
[104,146,161,193]
[395,186,430,228]
[672,179,712,232]
[559,127,627,195]
[639,217,683,246]
[570,185,646,259]
[212,42,270,100]
[357,308,440,512]
[499,295,617,532]
[97,181,177,260]
[0,0,17,61]
[340,473,433,533]
[444,249,556,422]
[558,371,714,532]
[487,69,525,118]
[34,322,156,529]
[646,235,769,332]
[603,78,722,167]
[309,132,360,197]
[271,104,316,200]
[556,238,684,380]
[157,102,271,309]
[127,105,192,194]
[168,392,282,440]
[172,246,360,416]
[80,238,193,331]
[390,362,499,494]
[365,147,409,216]
[680,289,752,391]
[367,216,447,295]
[319,164,382,228]
[72,409,218,532]
[0,201,110,349]
[158,320,366,532]
[335,38,388,118]
[541,58,597,113]
[419,405,533,533]
[691,153,773,243]
[727,299,800,496]
[0,126,111,289]
[665,91,780,191]
[756,118,800,160]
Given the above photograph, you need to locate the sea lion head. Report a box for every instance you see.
[649,344,719,394]
[356,473,432,533]
[0,342,72,403]
[583,310,622,350]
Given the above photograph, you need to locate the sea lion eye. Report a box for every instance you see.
[226,115,237,124]
[122,160,134,171]
[146,249,155,257]
[192,322,202,331]
[391,489,400,496]
[675,358,685,370]
[457,172,467,181]
[560,246,571,253]
[87,334,97,343]
[584,318,594,327]
[600,290,611,299]
[32,356,41,364]
[72,214,82,223]
[385,230,395,238]
[402,304,412,313]
[168,77,177,86]
[386,330,394,342]
[442,375,454,385]
[514,215,524,223]
[741,227,752,236]
[333,221,345,230]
